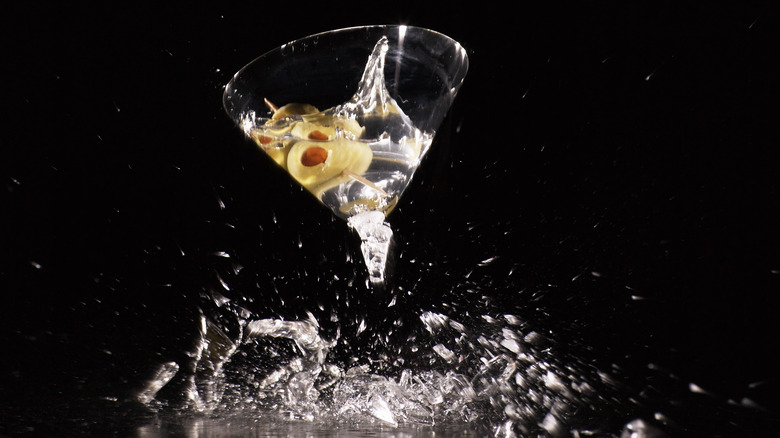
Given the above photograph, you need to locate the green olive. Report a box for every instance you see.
[251,101,378,201]
[287,138,373,190]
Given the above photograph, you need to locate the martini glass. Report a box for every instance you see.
[223,25,469,284]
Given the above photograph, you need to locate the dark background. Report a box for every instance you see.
[1,2,778,436]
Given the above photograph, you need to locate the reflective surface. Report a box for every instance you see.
[2,3,778,437]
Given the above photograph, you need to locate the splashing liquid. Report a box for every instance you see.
[242,37,432,284]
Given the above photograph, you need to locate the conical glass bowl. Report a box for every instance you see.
[223,25,468,219]
[223,25,468,283]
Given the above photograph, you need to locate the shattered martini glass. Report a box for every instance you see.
[223,25,469,283]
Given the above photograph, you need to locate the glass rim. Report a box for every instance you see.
[222,24,469,118]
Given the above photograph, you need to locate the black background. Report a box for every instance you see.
[1,2,778,437]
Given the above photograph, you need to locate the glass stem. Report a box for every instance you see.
[347,210,393,285]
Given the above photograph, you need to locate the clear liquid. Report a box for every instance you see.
[321,115,432,219]
[243,36,432,220]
